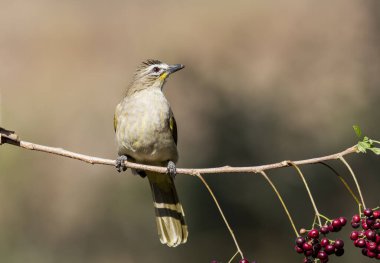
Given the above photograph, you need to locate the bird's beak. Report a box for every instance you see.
[167,64,185,75]
[159,64,184,81]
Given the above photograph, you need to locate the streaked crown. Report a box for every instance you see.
[134,59,169,80]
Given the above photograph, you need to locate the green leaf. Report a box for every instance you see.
[369,147,380,155]
[358,141,371,149]
[353,125,362,138]
[357,143,367,153]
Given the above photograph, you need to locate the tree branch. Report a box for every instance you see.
[0,127,358,175]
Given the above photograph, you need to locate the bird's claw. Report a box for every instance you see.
[116,155,128,172]
[167,161,177,180]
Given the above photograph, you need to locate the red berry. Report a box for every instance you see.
[351,222,360,228]
[295,246,303,253]
[352,214,361,223]
[317,250,328,260]
[356,239,366,248]
[334,239,344,249]
[239,259,249,263]
[308,229,319,239]
[325,244,335,254]
[364,208,373,217]
[373,210,380,219]
[295,236,306,247]
[367,250,376,258]
[376,235,380,244]
[350,231,359,240]
[366,218,375,226]
[320,226,329,234]
[304,250,313,257]
[365,229,376,240]
[332,219,341,228]
[320,237,329,247]
[367,241,377,251]
[303,242,312,251]
[338,217,347,226]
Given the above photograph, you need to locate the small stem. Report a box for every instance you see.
[228,250,239,263]
[311,215,317,229]
[260,171,299,237]
[359,203,363,216]
[318,162,361,206]
[338,177,362,206]
[195,172,244,260]
[339,156,366,209]
[289,162,322,226]
[318,214,331,222]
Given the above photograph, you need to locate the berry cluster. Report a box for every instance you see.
[350,208,380,259]
[294,217,346,262]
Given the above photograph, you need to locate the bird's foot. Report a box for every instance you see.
[116,155,128,172]
[167,161,177,180]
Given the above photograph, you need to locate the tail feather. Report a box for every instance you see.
[147,172,188,247]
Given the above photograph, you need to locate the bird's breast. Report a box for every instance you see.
[115,89,178,163]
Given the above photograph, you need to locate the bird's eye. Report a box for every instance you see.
[152,67,160,73]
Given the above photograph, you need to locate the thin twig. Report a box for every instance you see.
[311,214,317,230]
[0,127,358,176]
[260,171,298,236]
[318,214,331,222]
[195,172,244,260]
[227,250,240,263]
[339,156,366,209]
[289,162,322,226]
[318,162,361,206]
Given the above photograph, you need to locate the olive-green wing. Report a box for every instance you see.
[113,113,118,132]
[169,111,178,145]
[114,103,123,132]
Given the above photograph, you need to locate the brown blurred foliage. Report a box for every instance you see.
[0,0,379,262]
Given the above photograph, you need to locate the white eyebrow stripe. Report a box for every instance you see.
[134,63,169,80]
[146,64,168,72]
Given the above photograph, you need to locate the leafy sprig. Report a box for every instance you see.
[353,125,380,155]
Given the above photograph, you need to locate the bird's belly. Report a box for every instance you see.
[116,108,177,163]
[118,132,177,163]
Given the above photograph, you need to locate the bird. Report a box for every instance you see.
[113,59,188,247]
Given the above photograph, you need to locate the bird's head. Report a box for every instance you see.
[127,59,184,94]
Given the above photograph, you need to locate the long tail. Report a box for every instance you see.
[147,171,188,247]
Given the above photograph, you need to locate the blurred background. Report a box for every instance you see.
[0,0,379,262]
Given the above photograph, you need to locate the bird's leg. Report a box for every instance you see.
[116,155,128,172]
[166,161,177,180]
